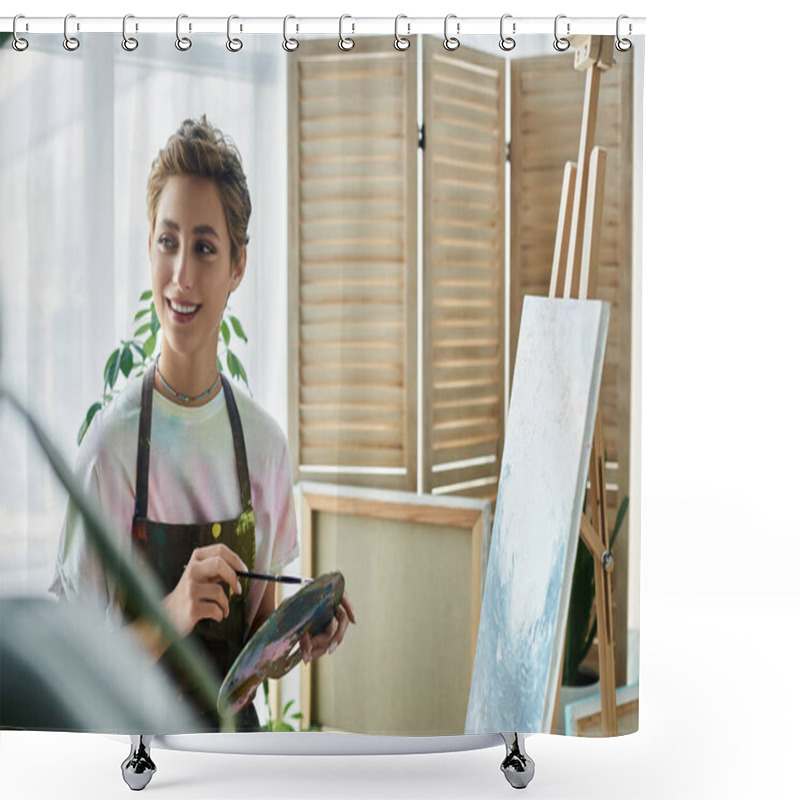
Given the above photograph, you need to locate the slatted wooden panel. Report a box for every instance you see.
[288,38,418,491]
[421,37,506,502]
[510,48,633,687]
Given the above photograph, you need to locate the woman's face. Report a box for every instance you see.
[149,175,244,365]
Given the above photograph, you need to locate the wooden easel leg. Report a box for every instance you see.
[550,162,577,298]
[590,409,617,736]
[578,146,607,301]
[551,629,567,734]
[563,65,603,300]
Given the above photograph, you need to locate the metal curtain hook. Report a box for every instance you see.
[339,14,355,51]
[615,15,632,51]
[12,14,29,51]
[176,14,192,51]
[122,14,139,51]
[63,13,80,51]
[283,15,299,51]
[443,14,460,51]
[394,14,411,51]
[553,14,570,52]
[227,15,243,52]
[499,14,516,51]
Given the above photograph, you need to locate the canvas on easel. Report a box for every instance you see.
[466,295,609,733]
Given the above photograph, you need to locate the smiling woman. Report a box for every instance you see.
[48,117,356,733]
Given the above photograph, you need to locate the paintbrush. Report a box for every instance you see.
[235,570,313,585]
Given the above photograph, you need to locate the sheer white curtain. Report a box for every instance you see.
[0,34,289,593]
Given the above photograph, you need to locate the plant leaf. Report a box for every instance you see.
[139,289,153,301]
[134,308,150,321]
[120,346,134,378]
[226,350,239,379]
[77,402,103,445]
[143,333,157,357]
[227,351,248,385]
[134,322,151,338]
[220,320,230,347]
[106,349,122,391]
[610,495,629,548]
[217,356,223,373]
[103,349,119,387]
[230,315,248,343]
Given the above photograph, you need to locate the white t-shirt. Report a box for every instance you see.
[49,375,299,633]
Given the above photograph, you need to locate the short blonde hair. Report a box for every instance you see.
[146,116,251,269]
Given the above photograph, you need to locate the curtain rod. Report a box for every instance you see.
[0,16,646,37]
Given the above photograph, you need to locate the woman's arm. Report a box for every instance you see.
[126,616,173,662]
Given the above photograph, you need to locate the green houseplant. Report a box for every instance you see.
[78,289,251,444]
[260,685,305,732]
[562,495,629,688]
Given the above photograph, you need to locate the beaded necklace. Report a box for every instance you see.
[155,356,220,404]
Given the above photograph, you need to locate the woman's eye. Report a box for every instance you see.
[158,236,175,249]
[197,242,215,256]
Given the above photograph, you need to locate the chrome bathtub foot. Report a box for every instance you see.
[500,733,535,789]
[121,735,156,791]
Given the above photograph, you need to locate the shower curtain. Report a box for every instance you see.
[0,24,642,741]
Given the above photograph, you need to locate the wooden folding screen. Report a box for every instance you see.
[421,38,506,501]
[510,49,634,685]
[288,38,418,491]
[289,37,505,499]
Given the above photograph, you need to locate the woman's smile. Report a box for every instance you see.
[166,297,202,323]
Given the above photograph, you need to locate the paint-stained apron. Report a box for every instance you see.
[128,363,260,732]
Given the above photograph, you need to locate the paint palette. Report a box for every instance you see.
[217,571,345,715]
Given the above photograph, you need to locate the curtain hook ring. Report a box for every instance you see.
[394,14,411,51]
[176,14,192,51]
[227,15,243,52]
[553,14,570,52]
[499,14,516,51]
[339,14,355,51]
[282,15,299,52]
[443,14,460,51]
[63,13,80,51]
[615,15,632,51]
[12,15,29,52]
[122,14,139,51]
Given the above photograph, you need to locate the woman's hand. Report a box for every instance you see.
[162,543,247,638]
[299,590,356,664]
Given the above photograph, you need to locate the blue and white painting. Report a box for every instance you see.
[465,296,609,734]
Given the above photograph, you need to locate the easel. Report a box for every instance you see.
[549,34,618,737]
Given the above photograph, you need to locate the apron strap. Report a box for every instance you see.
[133,362,156,523]
[220,373,253,513]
